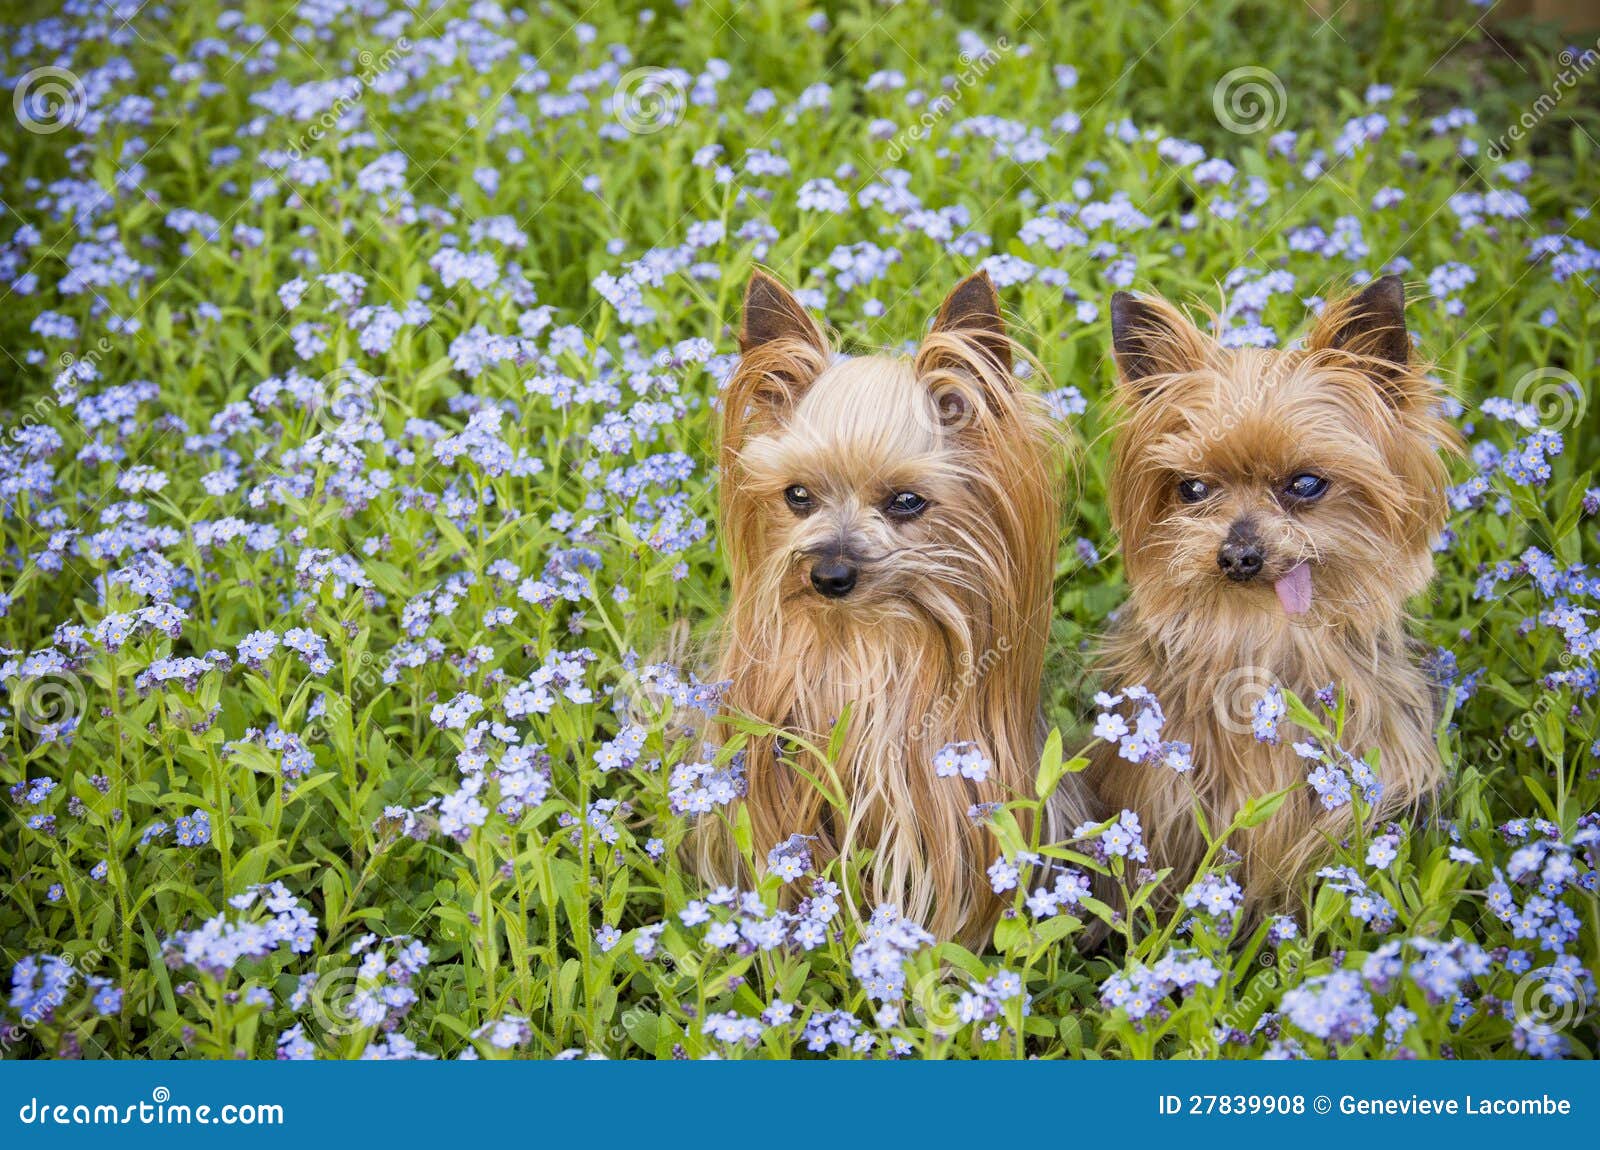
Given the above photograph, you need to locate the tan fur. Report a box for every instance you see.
[1090,281,1462,909]
[696,270,1093,945]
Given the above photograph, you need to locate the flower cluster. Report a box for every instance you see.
[163,883,318,981]
[1100,950,1224,1025]
[1093,686,1193,772]
[7,955,121,1026]
[679,877,842,954]
[932,741,992,782]
[850,906,936,1003]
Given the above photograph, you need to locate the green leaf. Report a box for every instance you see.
[992,915,1028,955]
[825,702,852,765]
[1233,785,1297,830]
[1031,913,1083,947]
[621,1006,660,1052]
[1035,727,1064,799]
[1280,690,1328,740]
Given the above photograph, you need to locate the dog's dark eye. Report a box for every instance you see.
[783,485,814,514]
[1177,478,1211,504]
[1283,473,1329,502]
[885,491,928,520]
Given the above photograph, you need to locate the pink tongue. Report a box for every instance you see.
[1275,562,1313,616]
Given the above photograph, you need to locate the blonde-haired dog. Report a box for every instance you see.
[1090,277,1459,909]
[698,269,1092,944]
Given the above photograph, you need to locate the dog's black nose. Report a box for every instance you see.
[1217,538,1265,582]
[810,558,858,598]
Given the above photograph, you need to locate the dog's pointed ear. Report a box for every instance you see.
[1110,291,1207,397]
[1312,275,1409,364]
[741,269,825,355]
[726,271,830,443]
[928,270,1011,375]
[916,271,1021,432]
[1309,275,1417,405]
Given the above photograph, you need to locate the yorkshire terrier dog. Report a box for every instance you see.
[698,269,1092,944]
[1089,276,1458,910]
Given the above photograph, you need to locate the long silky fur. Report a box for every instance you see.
[1091,286,1462,910]
[695,290,1091,946]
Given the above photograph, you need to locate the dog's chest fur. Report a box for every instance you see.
[1091,605,1441,903]
[719,610,1030,943]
